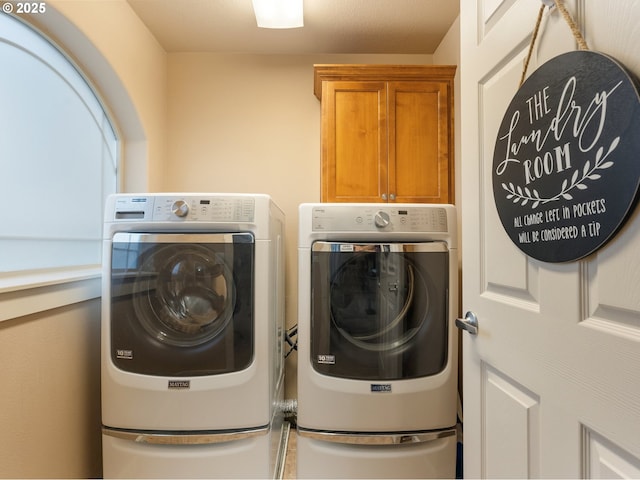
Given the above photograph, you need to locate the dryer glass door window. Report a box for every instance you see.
[311,241,449,380]
[110,232,254,377]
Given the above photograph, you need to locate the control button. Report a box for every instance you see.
[374,211,390,228]
[171,200,189,217]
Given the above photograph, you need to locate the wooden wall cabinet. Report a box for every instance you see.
[314,64,456,203]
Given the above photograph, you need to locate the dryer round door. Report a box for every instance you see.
[310,241,449,381]
[109,232,254,377]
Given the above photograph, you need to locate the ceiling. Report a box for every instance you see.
[126,0,459,55]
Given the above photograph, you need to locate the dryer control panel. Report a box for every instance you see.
[311,205,448,233]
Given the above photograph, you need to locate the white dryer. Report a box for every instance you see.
[297,203,458,479]
[101,193,286,479]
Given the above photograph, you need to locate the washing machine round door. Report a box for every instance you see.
[109,232,254,377]
[133,244,235,347]
[310,241,449,381]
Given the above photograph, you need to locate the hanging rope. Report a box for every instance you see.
[519,0,589,87]
[555,0,589,51]
[519,4,546,87]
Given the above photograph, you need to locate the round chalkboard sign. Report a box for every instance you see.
[492,51,640,262]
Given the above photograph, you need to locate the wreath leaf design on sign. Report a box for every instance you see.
[501,136,619,209]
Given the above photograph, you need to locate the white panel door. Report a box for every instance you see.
[460,0,640,477]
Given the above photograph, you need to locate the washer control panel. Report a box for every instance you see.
[112,195,255,223]
[170,199,190,218]
[311,205,448,233]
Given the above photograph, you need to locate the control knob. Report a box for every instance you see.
[171,200,189,218]
[374,211,390,228]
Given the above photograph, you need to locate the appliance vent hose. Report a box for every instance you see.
[279,399,298,418]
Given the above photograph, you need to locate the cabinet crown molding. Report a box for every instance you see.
[313,64,457,100]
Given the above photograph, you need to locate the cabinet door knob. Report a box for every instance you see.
[389,193,396,201]
[381,193,388,201]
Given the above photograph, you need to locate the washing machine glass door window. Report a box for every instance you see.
[310,241,449,381]
[110,232,254,377]
[133,243,235,347]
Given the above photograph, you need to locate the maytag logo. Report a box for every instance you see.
[168,380,190,390]
[371,384,392,393]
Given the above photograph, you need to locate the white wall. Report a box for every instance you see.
[0,300,102,478]
[434,15,461,213]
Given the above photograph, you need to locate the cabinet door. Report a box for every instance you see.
[389,81,452,203]
[321,81,387,203]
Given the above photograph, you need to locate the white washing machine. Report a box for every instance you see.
[297,203,458,479]
[101,193,286,479]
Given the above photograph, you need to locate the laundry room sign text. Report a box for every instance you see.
[492,51,640,262]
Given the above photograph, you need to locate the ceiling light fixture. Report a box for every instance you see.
[252,0,303,29]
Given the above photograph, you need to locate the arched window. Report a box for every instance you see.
[0,13,118,273]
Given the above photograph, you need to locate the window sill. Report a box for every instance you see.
[0,266,102,322]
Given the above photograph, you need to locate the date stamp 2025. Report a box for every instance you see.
[2,2,47,14]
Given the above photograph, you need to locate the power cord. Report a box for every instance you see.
[284,324,298,358]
